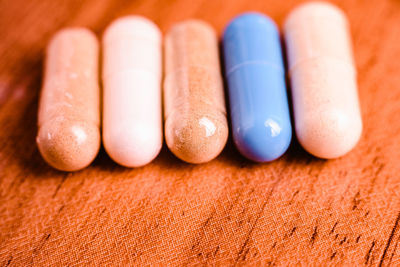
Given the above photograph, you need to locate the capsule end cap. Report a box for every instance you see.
[37,119,100,171]
[165,112,228,164]
[234,119,292,162]
[296,110,362,159]
[103,124,162,168]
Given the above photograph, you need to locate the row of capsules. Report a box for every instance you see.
[37,2,362,171]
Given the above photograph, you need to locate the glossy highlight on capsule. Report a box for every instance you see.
[223,12,292,162]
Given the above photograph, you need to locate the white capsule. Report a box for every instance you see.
[102,16,162,167]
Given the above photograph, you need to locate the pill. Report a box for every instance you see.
[223,13,292,162]
[37,28,101,171]
[102,16,162,167]
[164,20,229,164]
[284,2,362,159]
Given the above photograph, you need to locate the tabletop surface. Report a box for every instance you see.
[1,0,400,265]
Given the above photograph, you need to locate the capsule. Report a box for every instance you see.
[37,28,101,171]
[284,2,362,159]
[164,20,229,164]
[223,13,292,162]
[102,16,163,167]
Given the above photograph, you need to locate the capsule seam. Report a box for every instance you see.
[164,64,222,77]
[103,68,161,81]
[226,60,284,75]
[288,56,356,75]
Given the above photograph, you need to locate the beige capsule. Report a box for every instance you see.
[37,28,100,171]
[164,20,229,164]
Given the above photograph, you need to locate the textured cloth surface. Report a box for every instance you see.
[1,0,400,265]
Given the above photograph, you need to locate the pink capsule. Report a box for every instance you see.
[284,2,362,159]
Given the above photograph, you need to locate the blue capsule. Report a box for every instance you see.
[223,12,292,162]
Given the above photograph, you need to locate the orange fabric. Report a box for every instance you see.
[1,0,400,265]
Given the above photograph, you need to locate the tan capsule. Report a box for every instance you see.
[164,20,229,164]
[284,2,362,159]
[37,28,100,171]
